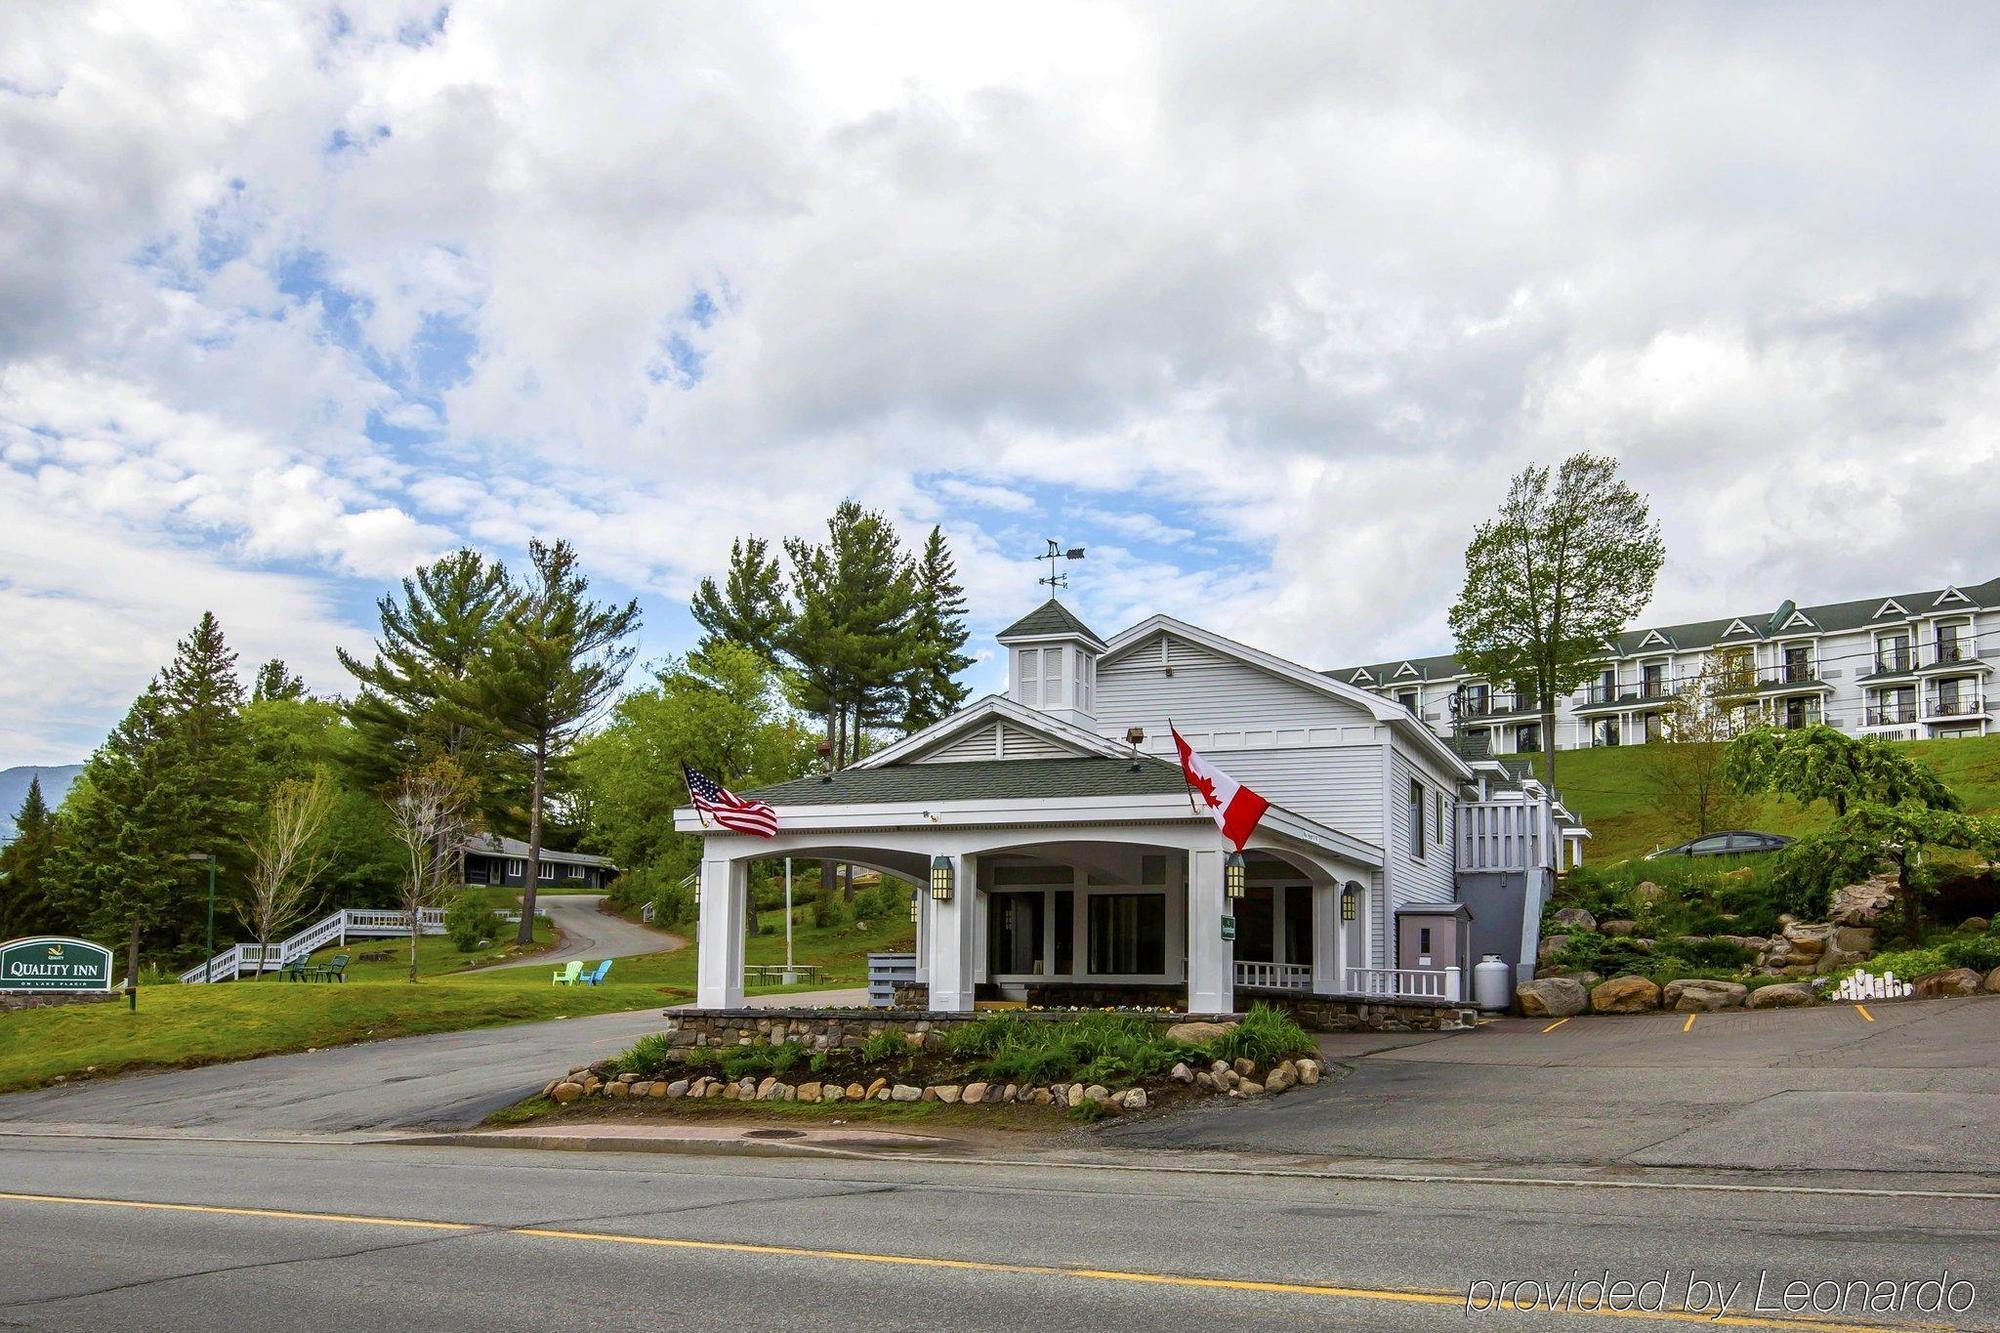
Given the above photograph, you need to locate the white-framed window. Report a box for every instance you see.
[1434,790,1445,845]
[507,859,524,877]
[539,862,558,881]
[1408,779,1426,859]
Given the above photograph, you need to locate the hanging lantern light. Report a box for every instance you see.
[1341,886,1358,921]
[908,891,919,923]
[1224,851,1246,900]
[929,855,954,902]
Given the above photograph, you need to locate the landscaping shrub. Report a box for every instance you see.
[719,1040,809,1081]
[616,1033,677,1078]
[443,890,504,953]
[969,1012,1195,1087]
[1205,1004,1315,1070]
[860,1028,910,1063]
[1938,934,2000,973]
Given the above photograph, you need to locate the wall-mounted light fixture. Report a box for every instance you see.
[929,855,954,902]
[1224,851,1246,900]
[1341,886,1358,921]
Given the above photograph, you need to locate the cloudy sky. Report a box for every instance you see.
[5,2,1999,762]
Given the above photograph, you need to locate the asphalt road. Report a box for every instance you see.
[483,893,684,970]
[1104,994,2000,1179]
[0,987,865,1134]
[4,1134,1995,1331]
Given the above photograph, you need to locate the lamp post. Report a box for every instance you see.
[185,852,218,983]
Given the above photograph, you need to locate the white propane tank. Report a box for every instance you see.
[1473,954,1512,1011]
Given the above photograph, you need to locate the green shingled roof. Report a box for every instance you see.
[1328,574,2000,681]
[995,599,1107,648]
[744,755,1186,806]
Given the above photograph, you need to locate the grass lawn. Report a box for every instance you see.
[1511,733,2000,864]
[0,908,913,1096]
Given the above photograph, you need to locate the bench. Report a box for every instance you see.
[743,963,823,985]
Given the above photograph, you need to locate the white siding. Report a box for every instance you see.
[1097,631,1381,749]
[1210,746,1384,842]
[1390,750,1456,908]
[911,721,1083,764]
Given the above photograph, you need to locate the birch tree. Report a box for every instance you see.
[240,768,338,971]
[386,757,473,981]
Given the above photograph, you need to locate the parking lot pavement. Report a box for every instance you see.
[1100,994,2000,1177]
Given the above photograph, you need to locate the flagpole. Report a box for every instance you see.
[782,857,796,985]
[1169,718,1201,816]
[681,763,712,829]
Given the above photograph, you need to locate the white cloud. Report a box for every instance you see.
[7,1,2000,756]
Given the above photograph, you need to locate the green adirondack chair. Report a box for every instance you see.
[553,959,584,986]
[309,953,350,983]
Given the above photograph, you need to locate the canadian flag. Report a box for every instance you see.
[1170,723,1270,851]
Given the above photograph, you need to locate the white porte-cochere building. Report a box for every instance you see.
[676,601,1585,1014]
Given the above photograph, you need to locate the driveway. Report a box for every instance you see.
[0,986,864,1134]
[1101,994,2000,1178]
[487,893,683,970]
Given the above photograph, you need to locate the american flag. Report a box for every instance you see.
[682,764,779,837]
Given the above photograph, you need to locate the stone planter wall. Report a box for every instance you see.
[1,990,118,1013]
[657,1006,1240,1054]
[1254,990,1480,1033]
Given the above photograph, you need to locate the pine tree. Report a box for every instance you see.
[459,539,640,943]
[902,526,974,731]
[252,659,309,702]
[0,776,59,937]
[337,548,515,812]
[690,536,789,662]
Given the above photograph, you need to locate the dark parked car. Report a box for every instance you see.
[1644,831,1793,860]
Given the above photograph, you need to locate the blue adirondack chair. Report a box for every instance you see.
[578,959,613,987]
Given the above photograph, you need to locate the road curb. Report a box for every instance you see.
[390,1130,876,1159]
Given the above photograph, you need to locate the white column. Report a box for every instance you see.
[1187,848,1234,1014]
[1311,881,1338,994]
[913,889,930,983]
[695,856,747,1009]
[926,853,979,1012]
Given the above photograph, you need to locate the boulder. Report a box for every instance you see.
[890,1084,921,1102]
[1600,919,1638,937]
[1632,881,1670,905]
[1121,1088,1148,1111]
[1297,1059,1321,1086]
[1913,968,1982,998]
[864,1077,888,1099]
[756,1077,778,1100]
[1232,1058,1256,1078]
[1084,1084,1110,1103]
[1830,873,1897,927]
[1002,1084,1018,1103]
[666,1079,690,1098]
[607,1082,628,1099]
[1237,1079,1265,1096]
[1515,977,1587,1018]
[1590,976,1661,1014]
[1745,983,1815,1009]
[846,1083,866,1101]
[964,1082,989,1105]
[1985,967,2000,994]
[1194,1071,1215,1090]
[552,1081,584,1104]
[1170,1062,1194,1084]
[1033,1088,1053,1105]
[1265,1061,1298,1093]
[1166,1020,1238,1044]
[1832,926,1878,956]
[1067,1083,1086,1106]
[1536,934,1572,966]
[1816,949,1868,976]
[1663,979,1747,1012]
[796,1081,820,1103]
[936,1085,963,1104]
[1957,917,1991,934]
[1093,1094,1124,1116]
[1550,907,1599,933]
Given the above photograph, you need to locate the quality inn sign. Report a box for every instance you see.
[0,936,115,992]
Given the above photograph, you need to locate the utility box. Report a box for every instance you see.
[1395,904,1474,994]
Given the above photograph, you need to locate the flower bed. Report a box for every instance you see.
[536,1005,1325,1119]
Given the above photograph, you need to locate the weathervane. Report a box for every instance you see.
[1039,539,1085,590]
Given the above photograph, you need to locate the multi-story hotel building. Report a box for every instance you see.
[1330,576,1998,754]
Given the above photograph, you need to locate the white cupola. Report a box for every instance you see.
[995,598,1105,729]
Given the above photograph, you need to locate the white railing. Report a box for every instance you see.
[1458,799,1550,872]
[1347,966,1462,1001]
[181,906,446,984]
[1234,961,1311,990]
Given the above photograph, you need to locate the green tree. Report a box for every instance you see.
[1774,802,1998,942]
[1722,725,1958,817]
[0,776,59,938]
[1448,452,1665,791]
[337,548,514,799]
[690,536,789,662]
[241,695,401,909]
[251,658,309,702]
[461,539,640,943]
[780,501,917,768]
[572,642,814,880]
[901,526,974,731]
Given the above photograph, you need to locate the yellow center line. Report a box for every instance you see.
[1855,1004,1874,1022]
[0,1191,1903,1331]
[1682,1014,1697,1033]
[1542,1017,1570,1033]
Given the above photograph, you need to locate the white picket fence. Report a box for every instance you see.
[1830,969,1914,1002]
[178,904,546,984]
[1234,961,1311,991]
[1349,965,1463,1001]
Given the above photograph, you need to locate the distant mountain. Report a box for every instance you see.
[0,764,83,841]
